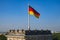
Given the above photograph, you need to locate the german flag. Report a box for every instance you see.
[29,6,40,18]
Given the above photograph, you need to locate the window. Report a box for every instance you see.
[9,39,12,40]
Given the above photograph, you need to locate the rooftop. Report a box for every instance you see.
[6,29,52,35]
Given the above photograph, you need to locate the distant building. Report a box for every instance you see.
[0,32,6,35]
[6,29,52,40]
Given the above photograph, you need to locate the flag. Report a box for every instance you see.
[29,5,40,18]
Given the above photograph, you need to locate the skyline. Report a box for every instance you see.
[0,0,60,32]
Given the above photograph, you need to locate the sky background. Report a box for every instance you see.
[0,0,60,32]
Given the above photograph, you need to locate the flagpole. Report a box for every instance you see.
[28,4,30,30]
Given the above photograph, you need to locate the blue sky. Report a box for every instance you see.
[0,0,60,32]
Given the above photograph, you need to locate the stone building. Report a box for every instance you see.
[6,29,52,40]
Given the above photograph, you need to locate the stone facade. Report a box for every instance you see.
[6,30,52,40]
